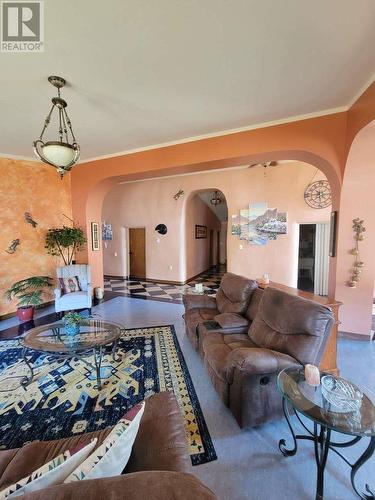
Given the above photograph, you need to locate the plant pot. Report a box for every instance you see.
[65,323,80,336]
[17,306,35,322]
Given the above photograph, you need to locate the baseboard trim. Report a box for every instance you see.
[338,330,373,341]
[0,300,55,321]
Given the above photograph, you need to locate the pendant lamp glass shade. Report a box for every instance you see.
[42,142,77,167]
[33,76,80,178]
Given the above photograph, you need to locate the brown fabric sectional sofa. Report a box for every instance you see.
[183,273,334,428]
[0,392,216,499]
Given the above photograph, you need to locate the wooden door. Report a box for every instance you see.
[129,228,146,278]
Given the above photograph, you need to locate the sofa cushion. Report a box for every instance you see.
[244,287,264,322]
[215,273,257,314]
[202,332,257,384]
[248,287,334,365]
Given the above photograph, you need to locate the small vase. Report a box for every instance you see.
[65,323,80,336]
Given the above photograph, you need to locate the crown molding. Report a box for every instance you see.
[79,105,348,164]
[347,74,375,108]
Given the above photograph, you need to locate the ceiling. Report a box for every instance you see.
[1,0,374,162]
[199,192,228,222]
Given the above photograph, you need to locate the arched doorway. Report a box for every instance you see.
[335,120,375,338]
[183,189,228,282]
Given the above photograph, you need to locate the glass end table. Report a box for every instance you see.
[277,367,375,500]
[20,319,124,390]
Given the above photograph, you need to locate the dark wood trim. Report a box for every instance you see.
[0,300,55,321]
[338,330,373,341]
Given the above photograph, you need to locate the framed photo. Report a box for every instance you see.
[329,211,338,257]
[91,222,100,251]
[195,225,207,239]
[102,222,113,241]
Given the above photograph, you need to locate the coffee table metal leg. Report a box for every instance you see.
[350,437,375,500]
[313,423,331,500]
[111,339,121,362]
[21,347,34,386]
[279,397,298,456]
[93,346,103,390]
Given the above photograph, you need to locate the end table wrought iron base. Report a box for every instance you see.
[279,398,374,500]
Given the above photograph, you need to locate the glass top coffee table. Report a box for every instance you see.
[20,319,124,390]
[277,367,375,500]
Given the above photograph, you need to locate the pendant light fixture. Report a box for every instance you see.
[210,190,222,206]
[33,76,80,178]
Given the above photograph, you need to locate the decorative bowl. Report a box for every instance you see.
[321,375,363,412]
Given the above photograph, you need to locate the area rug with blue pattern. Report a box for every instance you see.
[0,325,216,465]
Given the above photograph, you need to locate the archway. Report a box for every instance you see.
[335,120,375,338]
[183,189,228,282]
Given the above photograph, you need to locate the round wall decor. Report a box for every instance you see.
[304,180,332,209]
[155,224,167,235]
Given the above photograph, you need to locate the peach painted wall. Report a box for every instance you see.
[0,158,72,316]
[185,195,221,279]
[71,111,346,291]
[335,121,375,336]
[102,183,220,281]
[101,162,330,285]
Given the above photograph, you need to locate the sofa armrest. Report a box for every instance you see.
[214,312,249,330]
[225,347,300,384]
[23,471,217,500]
[182,293,217,311]
[54,288,62,299]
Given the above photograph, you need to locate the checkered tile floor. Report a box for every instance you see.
[104,265,226,303]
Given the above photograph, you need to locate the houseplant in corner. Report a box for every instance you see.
[63,312,82,337]
[45,225,86,265]
[5,276,53,322]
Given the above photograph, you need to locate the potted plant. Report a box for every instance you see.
[5,276,53,322]
[45,225,86,265]
[63,312,82,336]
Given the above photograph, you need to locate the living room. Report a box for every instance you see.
[0,2,374,499]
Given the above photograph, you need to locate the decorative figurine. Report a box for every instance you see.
[24,212,38,228]
[5,239,20,254]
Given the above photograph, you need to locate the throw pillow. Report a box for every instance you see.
[0,439,97,499]
[64,401,145,482]
[59,276,81,294]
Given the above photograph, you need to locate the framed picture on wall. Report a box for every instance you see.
[102,222,113,240]
[91,222,100,251]
[195,225,207,239]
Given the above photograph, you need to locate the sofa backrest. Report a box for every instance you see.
[245,287,264,322]
[216,273,258,314]
[248,287,334,365]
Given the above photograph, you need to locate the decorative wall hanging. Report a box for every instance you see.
[304,180,332,209]
[91,222,100,251]
[195,225,207,239]
[329,211,338,257]
[24,212,38,228]
[155,224,168,235]
[348,218,365,288]
[232,202,287,246]
[102,222,113,240]
[173,190,184,201]
[5,239,20,254]
[33,76,80,178]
